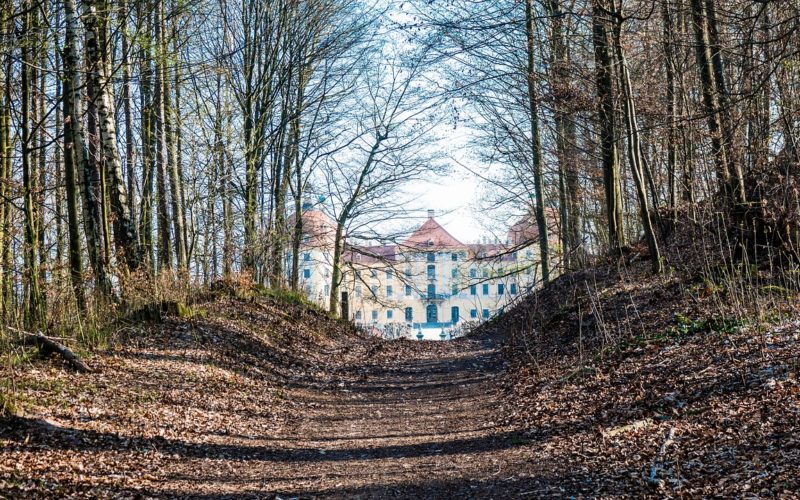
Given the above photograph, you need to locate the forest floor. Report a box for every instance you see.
[0,296,549,498]
[1,267,799,498]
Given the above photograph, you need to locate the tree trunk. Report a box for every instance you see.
[661,0,679,210]
[0,52,10,317]
[547,0,582,269]
[690,0,745,205]
[83,0,141,272]
[66,0,110,297]
[20,4,45,326]
[610,1,662,273]
[525,0,550,283]
[592,0,625,255]
[121,0,137,244]
[0,38,10,316]
[154,0,172,271]
[138,3,156,271]
[165,15,187,270]
[329,132,386,315]
[62,0,86,311]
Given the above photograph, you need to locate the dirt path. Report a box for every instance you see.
[185,334,545,498]
[274,336,536,498]
[3,328,557,498]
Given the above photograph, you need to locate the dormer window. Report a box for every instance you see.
[427,239,434,247]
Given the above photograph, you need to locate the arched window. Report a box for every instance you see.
[427,264,436,279]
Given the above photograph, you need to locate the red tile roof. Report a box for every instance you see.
[402,217,464,250]
[344,244,397,264]
[507,208,559,246]
[288,209,336,248]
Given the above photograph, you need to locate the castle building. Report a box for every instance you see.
[287,208,554,335]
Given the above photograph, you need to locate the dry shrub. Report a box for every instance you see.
[487,194,800,373]
[746,154,800,262]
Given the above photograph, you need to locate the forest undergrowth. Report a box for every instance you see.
[481,205,800,495]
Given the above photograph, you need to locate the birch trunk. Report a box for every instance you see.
[83,0,141,271]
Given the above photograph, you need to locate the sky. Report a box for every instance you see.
[407,128,490,244]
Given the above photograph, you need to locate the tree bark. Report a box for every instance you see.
[525,0,550,283]
[20,4,45,326]
[0,33,10,316]
[138,2,156,271]
[592,0,625,255]
[62,0,87,311]
[121,0,137,244]
[609,1,662,273]
[83,0,142,272]
[165,14,187,270]
[690,0,746,205]
[154,0,172,271]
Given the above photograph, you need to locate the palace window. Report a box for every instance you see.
[470,309,478,318]
[355,285,362,297]
[303,252,311,261]
[371,310,378,320]
[386,285,393,297]
[427,284,436,299]
[387,310,393,319]
[370,285,378,297]
[482,268,489,278]
[303,268,311,279]
[469,268,477,278]
[451,284,458,296]
[510,283,518,295]
[482,283,489,295]
[470,285,477,295]
[405,284,412,296]
[405,268,412,278]
[451,268,458,278]
[427,252,435,262]
[355,310,362,320]
[405,307,413,322]
[482,309,490,319]
[451,253,458,261]
[427,264,436,279]
[498,284,505,295]
[386,270,393,280]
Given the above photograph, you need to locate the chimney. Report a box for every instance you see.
[427,209,434,219]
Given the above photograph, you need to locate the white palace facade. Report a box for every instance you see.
[287,208,555,335]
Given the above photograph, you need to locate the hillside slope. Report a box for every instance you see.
[480,224,800,495]
[0,294,370,496]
